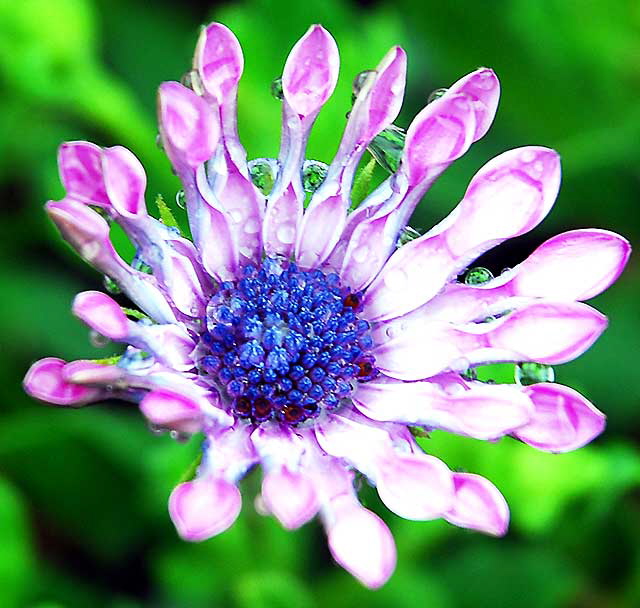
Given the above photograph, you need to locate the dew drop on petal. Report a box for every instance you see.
[464,267,494,285]
[248,159,277,196]
[176,190,186,209]
[515,362,555,386]
[244,219,260,235]
[520,149,536,163]
[352,246,370,263]
[276,223,296,245]
[103,275,122,294]
[427,87,448,103]
[302,160,328,193]
[383,267,408,291]
[271,77,284,101]
[180,69,204,96]
[89,330,110,348]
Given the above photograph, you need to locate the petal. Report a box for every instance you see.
[58,141,108,205]
[373,301,607,380]
[23,358,102,406]
[158,81,220,168]
[514,383,606,452]
[262,184,302,258]
[102,146,147,218]
[139,388,202,432]
[169,477,241,541]
[447,68,500,140]
[327,505,396,589]
[193,23,243,105]
[362,147,561,321]
[72,290,129,340]
[444,473,509,536]
[512,229,631,301]
[403,93,477,186]
[262,469,319,529]
[354,379,534,440]
[375,452,454,520]
[282,25,339,117]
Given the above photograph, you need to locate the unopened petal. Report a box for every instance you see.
[72,290,129,340]
[262,469,319,529]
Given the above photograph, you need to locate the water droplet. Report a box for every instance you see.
[131,251,153,274]
[276,222,296,245]
[244,219,260,234]
[368,125,405,174]
[248,159,277,195]
[427,87,448,103]
[515,362,554,386]
[229,208,243,224]
[475,71,495,90]
[397,225,421,247]
[169,430,191,443]
[352,69,376,101]
[302,160,328,193]
[103,275,122,294]
[155,133,164,151]
[180,69,204,95]
[532,160,545,177]
[270,77,284,101]
[148,422,166,436]
[176,190,186,209]
[464,267,494,286]
[520,149,536,163]
[383,267,408,291]
[352,245,370,263]
[89,330,110,348]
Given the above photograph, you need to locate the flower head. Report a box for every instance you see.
[24,23,630,588]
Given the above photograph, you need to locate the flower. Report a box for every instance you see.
[23,22,630,588]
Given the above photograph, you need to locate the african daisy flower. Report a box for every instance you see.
[23,23,630,588]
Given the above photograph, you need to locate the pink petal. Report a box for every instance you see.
[158,81,219,168]
[193,23,244,105]
[102,146,147,218]
[444,473,509,536]
[282,25,339,117]
[58,141,108,205]
[169,477,241,541]
[262,184,302,258]
[375,452,454,520]
[512,229,631,301]
[362,147,561,322]
[72,290,129,339]
[61,360,126,385]
[327,505,396,589]
[139,389,202,432]
[262,469,319,529]
[515,383,606,452]
[373,301,607,380]
[354,380,533,440]
[403,93,477,186]
[447,68,500,140]
[23,358,102,406]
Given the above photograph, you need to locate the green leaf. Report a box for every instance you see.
[155,193,181,231]
[351,156,377,208]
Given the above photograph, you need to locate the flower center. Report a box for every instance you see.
[197,258,377,426]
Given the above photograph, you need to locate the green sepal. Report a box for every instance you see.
[178,451,203,484]
[89,355,122,365]
[351,155,377,208]
[120,307,151,321]
[155,193,180,231]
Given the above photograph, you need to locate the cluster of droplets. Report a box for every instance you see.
[197,258,378,426]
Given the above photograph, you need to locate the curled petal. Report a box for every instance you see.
[403,92,477,185]
[158,81,220,168]
[363,147,561,321]
[444,473,509,536]
[447,68,500,140]
[140,389,202,433]
[262,469,319,529]
[102,146,147,218]
[72,291,129,340]
[515,383,606,452]
[23,358,102,406]
[194,23,243,105]
[327,505,396,589]
[169,477,242,541]
[58,141,108,205]
[282,25,339,117]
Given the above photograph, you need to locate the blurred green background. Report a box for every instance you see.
[1,0,639,606]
